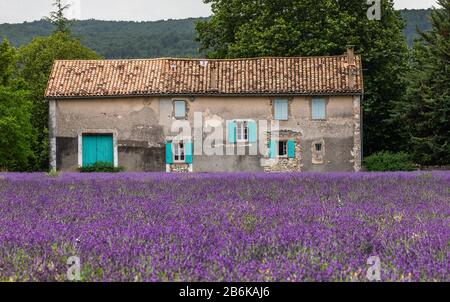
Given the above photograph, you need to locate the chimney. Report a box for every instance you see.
[346,45,356,90]
[210,64,218,91]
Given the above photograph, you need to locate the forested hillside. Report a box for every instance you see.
[399,9,432,46]
[0,9,431,59]
[0,18,205,59]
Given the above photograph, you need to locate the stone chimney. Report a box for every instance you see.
[346,45,356,90]
[210,64,218,91]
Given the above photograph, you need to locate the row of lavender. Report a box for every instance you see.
[0,172,448,281]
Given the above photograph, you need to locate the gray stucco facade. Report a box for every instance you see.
[49,95,362,172]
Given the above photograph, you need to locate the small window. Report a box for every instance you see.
[312,98,326,120]
[278,141,288,157]
[236,121,249,142]
[274,99,288,120]
[174,100,186,118]
[173,142,185,162]
[315,143,322,152]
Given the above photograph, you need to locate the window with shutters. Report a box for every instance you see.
[236,121,249,142]
[274,99,288,120]
[312,98,326,120]
[269,139,295,159]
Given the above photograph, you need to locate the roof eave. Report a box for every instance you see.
[45,91,364,100]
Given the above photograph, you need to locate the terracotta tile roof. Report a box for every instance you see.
[45,55,363,98]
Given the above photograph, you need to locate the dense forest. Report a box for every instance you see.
[400,9,433,46]
[0,18,206,59]
[0,9,431,59]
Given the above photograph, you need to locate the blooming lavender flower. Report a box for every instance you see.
[0,172,448,282]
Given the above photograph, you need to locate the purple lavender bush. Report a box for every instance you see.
[0,172,448,281]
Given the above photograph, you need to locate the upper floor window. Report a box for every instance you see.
[274,99,288,120]
[174,100,186,119]
[312,98,326,120]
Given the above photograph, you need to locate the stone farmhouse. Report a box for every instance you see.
[45,48,363,172]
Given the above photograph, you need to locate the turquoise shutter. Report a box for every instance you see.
[228,121,236,143]
[248,120,257,143]
[288,140,295,158]
[269,141,277,159]
[185,141,193,164]
[165,142,173,164]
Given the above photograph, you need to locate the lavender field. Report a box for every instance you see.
[0,172,448,282]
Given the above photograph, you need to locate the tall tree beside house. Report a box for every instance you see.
[196,0,410,156]
[401,0,450,166]
[0,39,35,171]
[17,2,100,170]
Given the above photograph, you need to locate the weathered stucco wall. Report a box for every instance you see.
[55,97,165,171]
[53,95,361,172]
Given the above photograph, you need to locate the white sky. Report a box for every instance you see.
[0,0,439,24]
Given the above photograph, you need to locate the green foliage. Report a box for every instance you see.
[400,0,450,166]
[46,169,60,177]
[17,32,99,170]
[79,162,124,173]
[44,0,72,35]
[0,19,205,59]
[0,11,429,59]
[363,151,416,172]
[0,39,16,86]
[400,9,432,47]
[0,87,35,171]
[196,0,410,156]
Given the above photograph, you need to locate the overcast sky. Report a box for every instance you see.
[0,0,439,24]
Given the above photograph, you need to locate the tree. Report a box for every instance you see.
[0,87,34,171]
[196,0,410,155]
[17,32,99,170]
[0,39,34,171]
[0,39,16,86]
[402,0,449,165]
[45,0,72,35]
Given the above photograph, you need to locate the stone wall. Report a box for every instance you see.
[264,130,303,172]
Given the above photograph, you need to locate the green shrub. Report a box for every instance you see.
[79,162,124,173]
[363,151,416,172]
[46,169,60,177]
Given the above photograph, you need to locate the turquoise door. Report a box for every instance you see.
[82,134,114,167]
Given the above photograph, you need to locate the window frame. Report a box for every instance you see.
[277,140,288,158]
[173,99,187,119]
[311,97,327,120]
[235,120,249,143]
[173,141,186,163]
[315,143,322,153]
